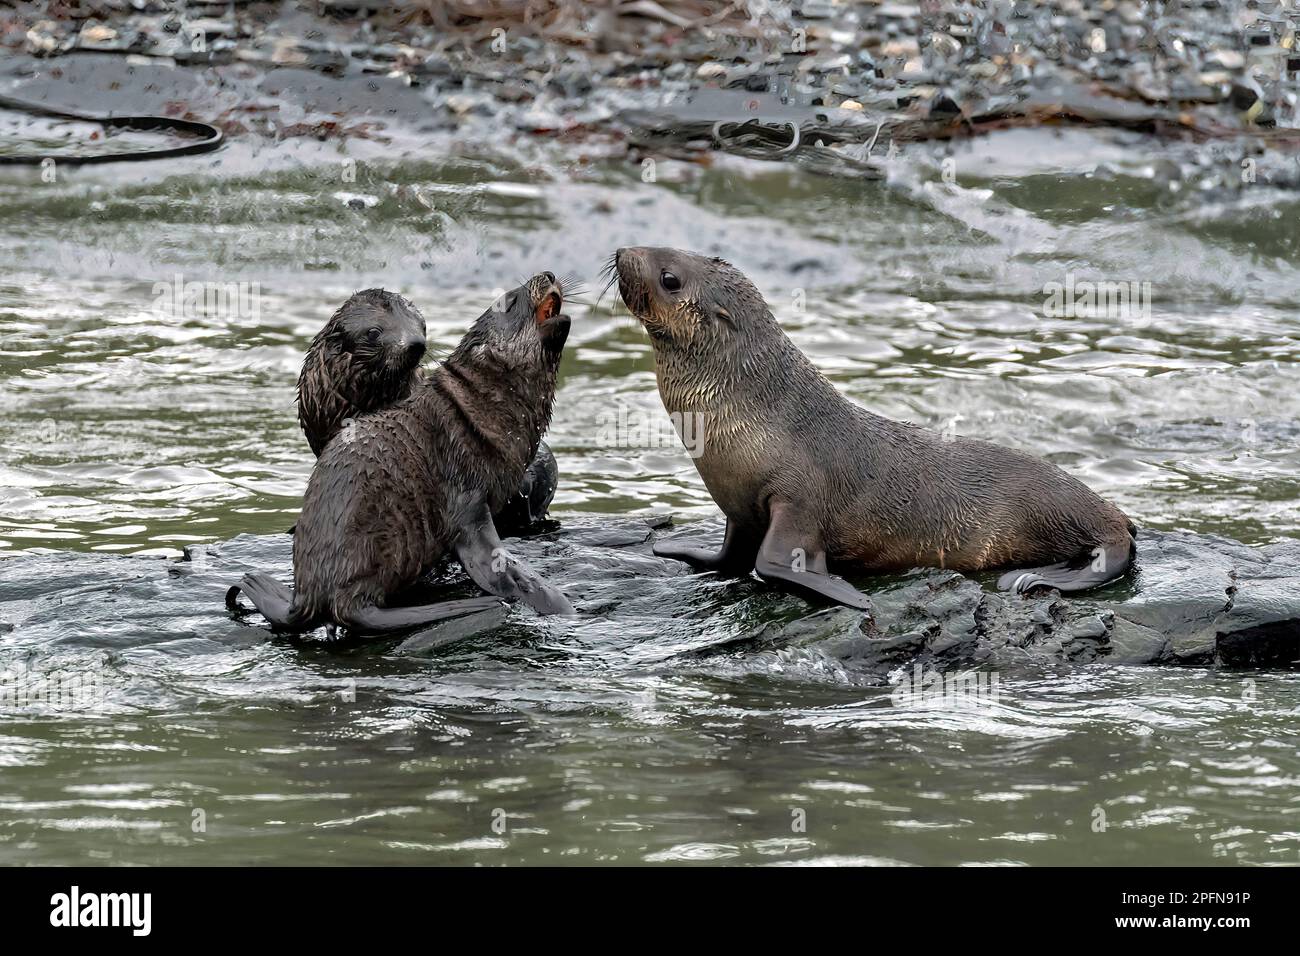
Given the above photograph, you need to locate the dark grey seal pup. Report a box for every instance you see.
[611,247,1135,611]
[296,288,558,532]
[226,273,574,633]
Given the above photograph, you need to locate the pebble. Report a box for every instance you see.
[517,108,567,131]
[1208,49,1245,69]
[928,32,962,60]
[333,192,378,210]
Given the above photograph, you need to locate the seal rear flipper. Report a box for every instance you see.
[753,502,873,613]
[455,504,575,616]
[997,532,1136,594]
[226,572,313,631]
[338,596,506,634]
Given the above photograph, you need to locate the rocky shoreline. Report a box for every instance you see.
[3,1,1297,180]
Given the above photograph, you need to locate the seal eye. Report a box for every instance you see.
[366,327,382,344]
[660,270,681,293]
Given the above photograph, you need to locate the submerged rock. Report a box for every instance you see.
[0,517,1296,682]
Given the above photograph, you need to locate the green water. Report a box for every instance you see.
[1,127,1298,865]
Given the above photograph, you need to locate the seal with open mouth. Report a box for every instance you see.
[226,272,574,633]
[297,288,559,533]
[611,247,1135,611]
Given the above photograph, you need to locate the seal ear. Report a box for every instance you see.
[696,280,740,330]
[324,326,352,356]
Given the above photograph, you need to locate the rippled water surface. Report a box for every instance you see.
[1,126,1298,865]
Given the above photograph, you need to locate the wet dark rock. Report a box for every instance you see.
[1211,556,1300,668]
[1069,614,1109,640]
[643,513,674,531]
[1231,81,1261,111]
[548,69,593,98]
[929,93,962,117]
[857,629,933,668]
[1108,617,1170,664]
[1171,628,1218,664]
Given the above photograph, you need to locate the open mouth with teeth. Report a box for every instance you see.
[535,288,562,324]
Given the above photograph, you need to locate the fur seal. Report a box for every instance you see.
[611,247,1136,611]
[296,288,558,532]
[226,273,574,633]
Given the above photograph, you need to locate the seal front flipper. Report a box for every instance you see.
[653,519,761,575]
[752,502,873,613]
[455,504,575,616]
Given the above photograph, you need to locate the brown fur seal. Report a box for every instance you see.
[226,273,574,633]
[611,247,1136,611]
[296,288,558,532]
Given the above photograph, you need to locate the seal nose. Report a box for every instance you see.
[405,339,426,362]
[614,248,644,272]
[541,271,556,286]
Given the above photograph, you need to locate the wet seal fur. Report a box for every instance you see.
[297,288,558,532]
[227,273,574,633]
[612,246,1136,612]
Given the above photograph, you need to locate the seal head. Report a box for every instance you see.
[461,271,571,365]
[613,246,762,349]
[297,289,427,456]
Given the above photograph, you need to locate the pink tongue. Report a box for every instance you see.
[535,293,559,324]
